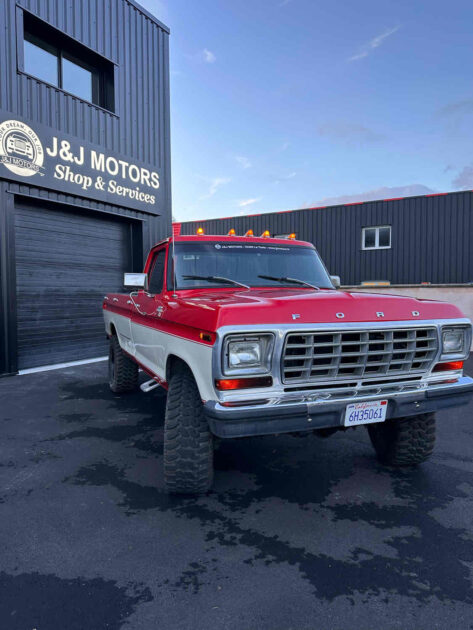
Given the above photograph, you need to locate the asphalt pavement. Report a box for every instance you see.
[1,358,473,629]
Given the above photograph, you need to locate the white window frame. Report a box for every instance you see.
[362,225,391,250]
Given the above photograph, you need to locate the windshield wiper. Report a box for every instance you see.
[182,275,250,289]
[258,274,321,291]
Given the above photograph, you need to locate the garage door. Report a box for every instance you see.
[15,201,134,370]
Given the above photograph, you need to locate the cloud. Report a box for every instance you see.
[318,121,384,144]
[238,197,262,208]
[348,26,400,62]
[306,184,436,207]
[436,99,473,118]
[200,177,230,199]
[202,48,216,63]
[452,166,473,190]
[235,156,252,169]
[274,171,297,185]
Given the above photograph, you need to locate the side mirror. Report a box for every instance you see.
[330,275,341,289]
[124,272,147,289]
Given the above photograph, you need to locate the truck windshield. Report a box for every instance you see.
[171,241,333,290]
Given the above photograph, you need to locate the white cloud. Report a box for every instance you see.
[238,197,262,208]
[202,48,216,63]
[200,177,231,199]
[305,184,435,208]
[274,171,297,185]
[348,26,400,62]
[235,156,252,169]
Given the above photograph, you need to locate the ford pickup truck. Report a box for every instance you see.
[102,231,473,494]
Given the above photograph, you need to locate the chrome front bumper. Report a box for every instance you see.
[204,376,473,438]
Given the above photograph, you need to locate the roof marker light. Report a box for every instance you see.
[227,228,236,236]
[261,230,270,238]
[196,227,204,235]
[245,229,254,237]
[288,233,296,240]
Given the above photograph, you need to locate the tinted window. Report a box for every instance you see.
[24,39,58,86]
[148,250,166,294]
[22,12,115,112]
[378,227,391,248]
[173,242,332,289]
[62,56,92,102]
[363,228,376,249]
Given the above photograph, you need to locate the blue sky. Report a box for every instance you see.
[140,0,473,221]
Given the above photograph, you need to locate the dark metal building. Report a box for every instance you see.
[180,190,473,287]
[0,0,171,375]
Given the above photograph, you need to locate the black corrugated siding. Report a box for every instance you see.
[0,0,171,374]
[181,191,473,285]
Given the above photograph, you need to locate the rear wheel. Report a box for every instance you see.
[164,362,213,494]
[108,334,139,393]
[367,413,436,466]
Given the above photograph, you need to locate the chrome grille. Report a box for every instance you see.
[282,328,438,384]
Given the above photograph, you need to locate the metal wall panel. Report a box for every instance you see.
[0,0,171,374]
[0,0,172,232]
[181,191,473,285]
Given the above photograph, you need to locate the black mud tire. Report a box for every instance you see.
[164,363,214,495]
[367,413,436,466]
[108,334,139,393]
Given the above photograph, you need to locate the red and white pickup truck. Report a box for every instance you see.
[103,232,473,494]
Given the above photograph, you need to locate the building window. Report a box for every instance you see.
[21,11,115,112]
[362,226,391,250]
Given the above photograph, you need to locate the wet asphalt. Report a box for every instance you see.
[0,358,473,630]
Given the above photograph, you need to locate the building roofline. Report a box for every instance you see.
[126,0,170,33]
[180,189,472,225]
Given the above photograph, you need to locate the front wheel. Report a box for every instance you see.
[367,413,436,466]
[164,363,214,494]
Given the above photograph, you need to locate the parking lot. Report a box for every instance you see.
[1,359,473,630]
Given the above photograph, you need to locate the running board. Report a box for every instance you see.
[140,379,161,393]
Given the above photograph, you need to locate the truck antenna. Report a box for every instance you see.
[171,232,178,298]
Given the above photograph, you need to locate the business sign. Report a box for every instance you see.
[0,111,162,214]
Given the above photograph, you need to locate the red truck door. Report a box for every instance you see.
[130,245,167,373]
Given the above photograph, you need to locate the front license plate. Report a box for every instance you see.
[344,400,388,427]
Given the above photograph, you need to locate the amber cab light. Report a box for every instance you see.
[215,376,273,391]
[261,230,270,238]
[196,227,204,235]
[227,228,236,236]
[433,360,464,372]
[245,229,254,237]
[288,233,296,240]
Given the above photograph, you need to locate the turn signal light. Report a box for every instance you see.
[288,233,296,240]
[215,376,273,390]
[433,360,464,372]
[261,230,270,238]
[196,227,204,235]
[245,229,254,237]
[227,228,236,236]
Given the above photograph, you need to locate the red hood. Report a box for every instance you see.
[165,288,465,332]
